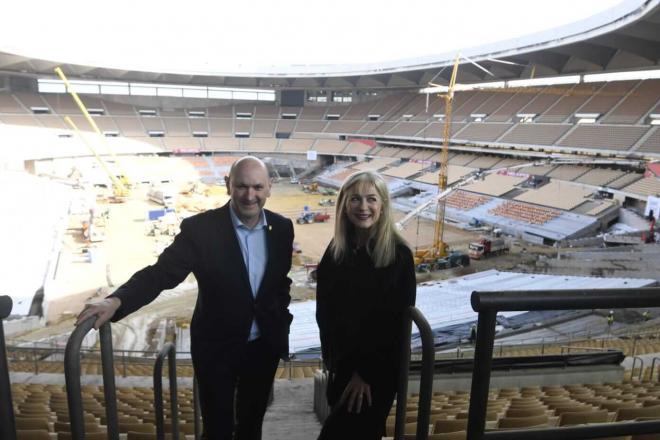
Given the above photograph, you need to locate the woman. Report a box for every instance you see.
[316,170,416,439]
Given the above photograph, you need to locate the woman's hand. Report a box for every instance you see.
[339,372,372,413]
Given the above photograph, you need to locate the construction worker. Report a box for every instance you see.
[469,324,477,344]
[643,310,651,322]
[607,310,614,327]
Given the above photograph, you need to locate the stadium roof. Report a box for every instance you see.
[0,0,658,89]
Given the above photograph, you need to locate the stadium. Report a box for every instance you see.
[1,0,660,438]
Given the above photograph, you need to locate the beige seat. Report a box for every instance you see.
[505,407,547,418]
[559,410,609,426]
[53,421,101,433]
[16,430,51,440]
[14,417,50,432]
[127,433,181,440]
[617,406,660,421]
[497,414,549,429]
[434,419,468,433]
[404,432,467,440]
[119,423,156,434]
[58,432,107,440]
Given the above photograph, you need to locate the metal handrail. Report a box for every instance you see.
[651,357,660,383]
[64,317,119,440]
[0,296,16,440]
[193,375,201,440]
[153,342,179,440]
[560,345,610,355]
[466,287,660,440]
[631,356,644,382]
[394,306,435,440]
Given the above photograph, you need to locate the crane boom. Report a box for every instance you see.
[54,67,131,193]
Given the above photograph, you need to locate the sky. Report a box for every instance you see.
[1,0,629,75]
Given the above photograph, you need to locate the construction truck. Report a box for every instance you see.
[148,187,176,208]
[302,182,319,193]
[296,211,330,224]
[469,236,509,259]
[416,251,470,272]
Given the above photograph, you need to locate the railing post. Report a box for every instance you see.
[0,296,16,440]
[394,308,413,440]
[65,317,119,440]
[153,342,179,440]
[193,375,201,440]
[651,357,660,383]
[466,309,497,440]
[467,287,660,440]
[394,306,435,440]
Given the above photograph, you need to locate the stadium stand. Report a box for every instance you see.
[489,200,562,224]
[461,174,527,197]
[393,148,419,159]
[514,181,593,210]
[445,190,492,211]
[323,120,365,134]
[279,138,313,152]
[382,161,432,179]
[341,141,373,155]
[558,125,650,151]
[241,137,278,152]
[351,157,399,171]
[603,80,660,124]
[546,165,591,181]
[499,123,573,145]
[578,81,638,116]
[454,123,513,142]
[487,91,538,122]
[622,176,660,197]
[536,85,596,123]
[574,168,628,187]
[387,121,429,137]
[636,127,660,154]
[517,89,564,117]
[312,139,347,154]
[515,163,556,176]
[251,119,277,137]
[207,119,232,136]
[414,165,475,186]
[457,155,501,169]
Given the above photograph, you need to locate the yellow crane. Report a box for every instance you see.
[413,55,461,266]
[54,67,130,199]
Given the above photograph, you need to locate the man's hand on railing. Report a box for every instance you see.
[75,297,121,330]
[339,372,372,414]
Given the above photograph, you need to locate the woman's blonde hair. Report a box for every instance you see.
[331,170,407,268]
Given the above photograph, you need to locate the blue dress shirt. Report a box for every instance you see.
[229,205,268,341]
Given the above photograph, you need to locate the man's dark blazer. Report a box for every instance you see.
[109,202,294,357]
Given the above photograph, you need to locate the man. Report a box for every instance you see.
[76,156,294,440]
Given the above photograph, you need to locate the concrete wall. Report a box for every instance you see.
[3,316,41,337]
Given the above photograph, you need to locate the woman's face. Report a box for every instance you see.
[345,183,383,230]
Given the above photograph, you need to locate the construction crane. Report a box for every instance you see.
[54,67,130,199]
[63,116,129,200]
[412,55,460,267]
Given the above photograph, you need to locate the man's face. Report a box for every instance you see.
[228,161,271,226]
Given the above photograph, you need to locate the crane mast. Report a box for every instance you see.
[432,55,460,258]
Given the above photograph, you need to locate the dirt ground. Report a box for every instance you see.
[40,178,516,332]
